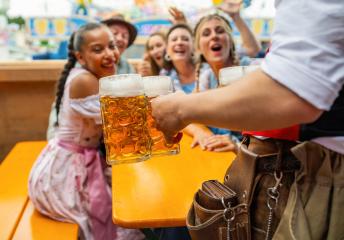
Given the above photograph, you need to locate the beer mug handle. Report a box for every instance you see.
[165,132,183,147]
[170,78,176,93]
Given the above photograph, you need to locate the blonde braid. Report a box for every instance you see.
[230,40,240,66]
[194,58,202,93]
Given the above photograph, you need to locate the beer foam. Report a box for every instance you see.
[219,66,244,86]
[99,74,144,97]
[142,76,172,97]
[243,65,260,74]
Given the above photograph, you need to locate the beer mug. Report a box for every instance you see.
[99,74,152,164]
[243,65,260,74]
[142,76,180,156]
[218,66,244,86]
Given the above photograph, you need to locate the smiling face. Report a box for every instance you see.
[196,17,233,68]
[166,27,194,64]
[76,26,119,78]
[147,34,166,68]
[108,24,130,55]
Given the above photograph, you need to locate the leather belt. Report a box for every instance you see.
[256,152,301,173]
[244,136,301,173]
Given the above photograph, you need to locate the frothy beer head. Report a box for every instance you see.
[243,65,260,74]
[142,76,172,97]
[219,66,244,86]
[219,65,262,87]
[99,74,144,97]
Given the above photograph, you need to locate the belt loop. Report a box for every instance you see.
[275,141,283,173]
[242,135,250,147]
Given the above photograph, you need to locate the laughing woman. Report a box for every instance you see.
[137,32,167,76]
[192,1,261,151]
[195,0,261,90]
[161,23,216,149]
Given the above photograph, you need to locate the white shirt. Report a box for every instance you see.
[261,0,344,153]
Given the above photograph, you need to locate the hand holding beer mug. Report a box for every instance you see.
[99,74,152,164]
[142,76,180,156]
[219,65,261,86]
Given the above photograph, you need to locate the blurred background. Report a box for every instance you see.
[0,0,275,61]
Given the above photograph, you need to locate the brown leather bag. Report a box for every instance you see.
[186,137,300,240]
[186,145,256,240]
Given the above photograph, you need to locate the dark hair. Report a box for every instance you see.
[166,23,193,40]
[54,22,104,126]
[145,32,166,75]
[164,23,194,71]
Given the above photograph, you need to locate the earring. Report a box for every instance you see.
[164,54,171,61]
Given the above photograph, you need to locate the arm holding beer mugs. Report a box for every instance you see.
[152,90,217,149]
[151,69,322,142]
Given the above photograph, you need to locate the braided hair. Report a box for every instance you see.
[54,22,104,126]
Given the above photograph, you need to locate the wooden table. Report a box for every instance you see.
[112,135,236,228]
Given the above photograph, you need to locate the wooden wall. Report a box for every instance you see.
[0,61,64,161]
[0,59,139,161]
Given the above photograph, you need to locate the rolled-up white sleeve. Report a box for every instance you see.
[261,0,344,110]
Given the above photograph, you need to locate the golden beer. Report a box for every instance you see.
[142,76,180,156]
[99,74,152,164]
[146,97,180,155]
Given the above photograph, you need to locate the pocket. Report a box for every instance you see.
[187,181,251,240]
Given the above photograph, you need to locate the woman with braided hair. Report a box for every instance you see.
[194,0,261,91]
[191,1,261,151]
[28,22,144,240]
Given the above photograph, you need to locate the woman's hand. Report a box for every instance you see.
[189,127,214,149]
[218,0,242,19]
[137,60,152,77]
[203,134,238,153]
[168,6,187,24]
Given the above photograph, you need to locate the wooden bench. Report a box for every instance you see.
[12,200,78,240]
[0,141,78,240]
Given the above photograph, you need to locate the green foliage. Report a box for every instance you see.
[7,16,25,28]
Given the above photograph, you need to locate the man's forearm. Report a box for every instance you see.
[179,70,322,131]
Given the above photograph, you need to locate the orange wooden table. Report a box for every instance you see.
[112,135,236,228]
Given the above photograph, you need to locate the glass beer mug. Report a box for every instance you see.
[218,66,244,87]
[99,74,152,164]
[219,65,261,86]
[142,76,180,156]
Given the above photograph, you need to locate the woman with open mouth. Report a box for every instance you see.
[138,31,167,77]
[161,23,216,151]
[192,0,261,152]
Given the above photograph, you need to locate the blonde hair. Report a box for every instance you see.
[193,14,239,90]
[194,14,239,66]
